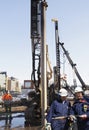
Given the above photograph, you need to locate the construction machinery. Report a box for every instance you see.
[25,0,51,127]
[60,42,86,88]
[52,19,89,92]
[25,0,89,128]
[52,19,61,91]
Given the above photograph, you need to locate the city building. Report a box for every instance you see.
[0,72,21,92]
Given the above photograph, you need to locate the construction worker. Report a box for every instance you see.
[2,90,13,114]
[70,86,89,130]
[46,88,71,130]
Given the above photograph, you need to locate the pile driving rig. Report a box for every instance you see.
[25,0,89,127]
[52,19,89,95]
[25,0,51,127]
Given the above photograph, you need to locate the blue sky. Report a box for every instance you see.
[0,0,89,86]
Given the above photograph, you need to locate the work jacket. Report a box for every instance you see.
[46,97,71,130]
[70,97,89,130]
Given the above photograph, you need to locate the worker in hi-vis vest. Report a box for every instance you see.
[2,90,13,115]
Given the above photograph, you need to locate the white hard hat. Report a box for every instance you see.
[59,88,68,96]
[74,86,83,93]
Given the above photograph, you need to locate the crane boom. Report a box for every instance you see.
[60,42,86,89]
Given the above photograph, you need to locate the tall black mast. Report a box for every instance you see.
[52,19,61,91]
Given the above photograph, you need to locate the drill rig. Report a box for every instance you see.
[25,0,88,127]
[25,0,53,127]
[31,0,41,91]
[52,19,88,94]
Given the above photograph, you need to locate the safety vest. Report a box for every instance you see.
[2,93,12,101]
